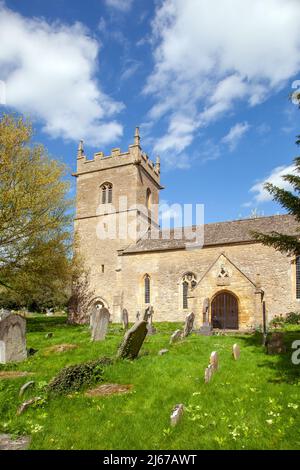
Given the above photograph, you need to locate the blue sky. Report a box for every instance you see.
[0,0,300,224]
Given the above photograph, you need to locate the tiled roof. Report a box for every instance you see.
[123,214,299,254]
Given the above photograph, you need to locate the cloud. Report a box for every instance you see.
[222,122,250,151]
[145,0,300,161]
[0,4,123,146]
[105,0,133,11]
[250,164,297,202]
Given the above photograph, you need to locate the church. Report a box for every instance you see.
[73,128,299,330]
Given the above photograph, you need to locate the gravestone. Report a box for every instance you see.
[91,307,110,341]
[232,343,240,360]
[122,308,129,330]
[158,348,169,356]
[266,332,286,354]
[144,306,156,335]
[204,364,214,383]
[170,329,182,344]
[182,312,195,338]
[0,313,27,364]
[170,404,184,426]
[210,351,219,371]
[117,320,148,359]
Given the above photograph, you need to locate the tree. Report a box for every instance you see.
[252,95,300,255]
[0,114,73,309]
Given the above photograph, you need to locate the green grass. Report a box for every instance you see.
[0,316,300,450]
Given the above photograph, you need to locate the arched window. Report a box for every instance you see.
[144,274,150,304]
[296,257,300,299]
[181,272,197,309]
[101,182,113,204]
[146,188,152,210]
[182,281,189,309]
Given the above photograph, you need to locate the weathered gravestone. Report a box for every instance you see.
[204,364,214,383]
[232,343,240,360]
[182,312,195,338]
[122,308,129,330]
[0,313,27,364]
[117,320,147,359]
[170,404,184,426]
[266,332,286,354]
[210,351,219,371]
[91,307,110,342]
[144,306,156,335]
[170,329,182,344]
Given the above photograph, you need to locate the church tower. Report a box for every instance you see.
[73,128,163,320]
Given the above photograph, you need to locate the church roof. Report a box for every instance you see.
[123,214,299,254]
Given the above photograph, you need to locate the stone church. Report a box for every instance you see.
[73,128,299,330]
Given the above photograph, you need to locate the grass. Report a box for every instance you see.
[0,316,300,450]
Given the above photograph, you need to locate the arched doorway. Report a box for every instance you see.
[211,291,239,329]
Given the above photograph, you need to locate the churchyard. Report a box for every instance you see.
[0,313,299,450]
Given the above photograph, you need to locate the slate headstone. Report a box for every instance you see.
[182,312,195,338]
[0,314,27,364]
[117,320,147,360]
[91,307,110,341]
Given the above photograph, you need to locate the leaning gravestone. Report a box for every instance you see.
[182,312,195,338]
[91,307,110,342]
[117,320,147,359]
[170,329,182,344]
[232,343,240,360]
[204,364,214,383]
[0,313,27,364]
[170,404,184,426]
[122,308,129,330]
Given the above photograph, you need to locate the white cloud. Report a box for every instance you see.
[105,0,133,11]
[222,122,250,151]
[250,164,297,202]
[0,4,123,146]
[145,0,300,161]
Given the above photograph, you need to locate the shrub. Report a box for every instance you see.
[47,357,112,395]
[285,312,300,325]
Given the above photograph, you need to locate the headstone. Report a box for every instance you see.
[232,343,240,360]
[0,314,27,364]
[210,351,219,371]
[45,333,53,339]
[122,308,129,330]
[158,348,169,356]
[182,312,195,338]
[169,329,182,344]
[19,381,35,397]
[46,308,54,317]
[204,364,214,383]
[170,404,184,426]
[145,306,156,335]
[117,320,148,359]
[266,332,286,354]
[91,307,110,341]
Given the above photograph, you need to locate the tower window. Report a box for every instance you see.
[296,257,300,299]
[144,274,150,304]
[146,188,152,210]
[101,265,105,273]
[100,182,113,204]
[183,281,188,309]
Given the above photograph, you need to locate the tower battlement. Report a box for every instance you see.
[73,127,161,187]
